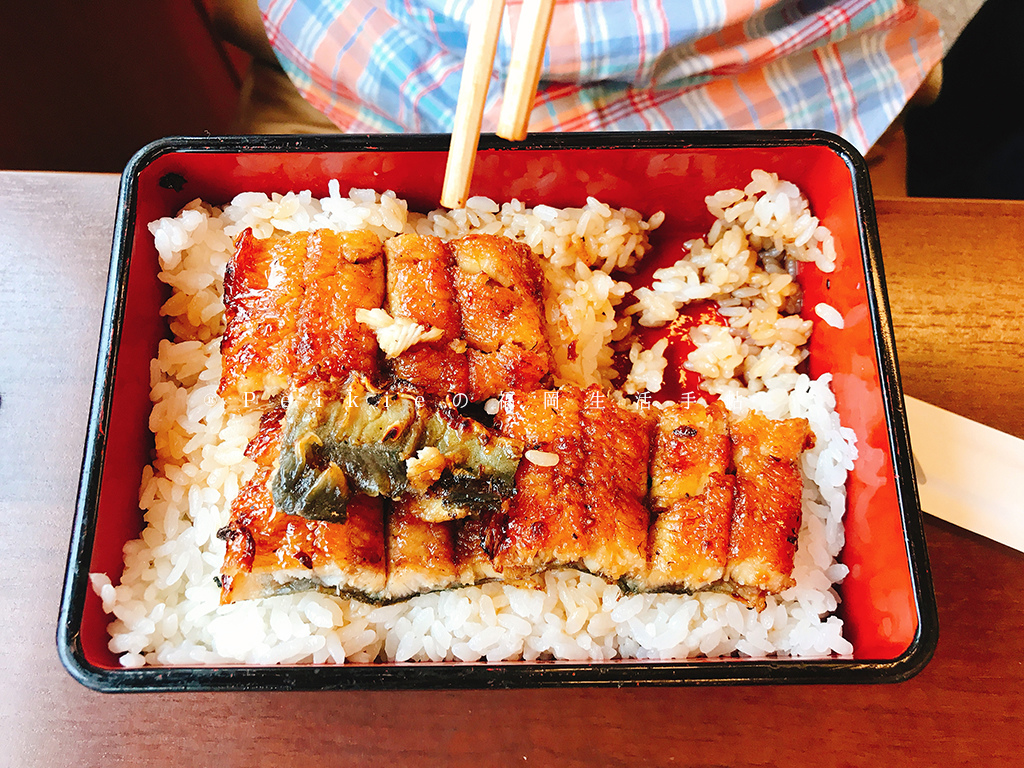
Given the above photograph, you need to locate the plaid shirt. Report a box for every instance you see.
[259,0,942,153]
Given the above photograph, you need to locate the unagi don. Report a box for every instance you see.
[216,226,819,611]
[489,387,651,583]
[219,407,388,604]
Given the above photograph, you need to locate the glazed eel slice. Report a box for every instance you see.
[218,228,385,410]
[725,410,815,598]
[220,408,513,605]
[223,495,507,604]
[384,499,460,601]
[219,407,388,604]
[638,403,814,608]
[449,235,553,400]
[294,228,385,386]
[270,375,523,524]
[642,401,735,593]
[384,499,524,601]
[488,387,651,583]
[382,234,469,396]
[385,509,544,601]
[218,229,308,410]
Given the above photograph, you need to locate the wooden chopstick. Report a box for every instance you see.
[496,0,555,141]
[441,0,507,210]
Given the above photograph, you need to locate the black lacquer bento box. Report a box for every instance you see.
[59,131,937,691]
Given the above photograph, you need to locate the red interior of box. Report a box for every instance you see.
[81,141,918,670]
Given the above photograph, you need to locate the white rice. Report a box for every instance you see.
[92,181,857,668]
[628,169,836,397]
[815,302,845,329]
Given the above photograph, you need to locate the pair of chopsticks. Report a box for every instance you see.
[440,0,556,210]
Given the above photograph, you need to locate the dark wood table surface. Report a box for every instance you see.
[2,172,1022,766]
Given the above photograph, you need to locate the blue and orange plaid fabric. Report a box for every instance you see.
[259,0,942,152]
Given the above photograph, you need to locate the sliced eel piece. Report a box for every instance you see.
[295,228,384,385]
[219,408,387,603]
[489,388,650,582]
[384,499,460,601]
[466,346,552,403]
[579,386,652,582]
[412,402,522,521]
[725,410,815,598]
[271,377,426,523]
[449,235,552,400]
[643,401,734,593]
[489,388,588,580]
[453,514,502,586]
[271,375,523,523]
[218,229,307,410]
[383,234,469,396]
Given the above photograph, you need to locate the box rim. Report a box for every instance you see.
[58,130,937,691]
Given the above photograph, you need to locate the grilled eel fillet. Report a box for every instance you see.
[639,404,814,608]
[449,235,553,400]
[222,401,815,607]
[219,407,388,604]
[220,410,508,604]
[383,234,469,396]
[218,229,308,408]
[489,387,652,583]
[221,231,551,407]
[645,401,735,593]
[385,499,461,600]
[385,502,515,600]
[295,229,385,386]
[219,228,384,410]
[725,410,815,597]
[271,375,523,523]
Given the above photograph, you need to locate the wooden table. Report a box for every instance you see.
[2,172,1022,766]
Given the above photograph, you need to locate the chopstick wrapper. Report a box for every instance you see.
[906,395,1024,552]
